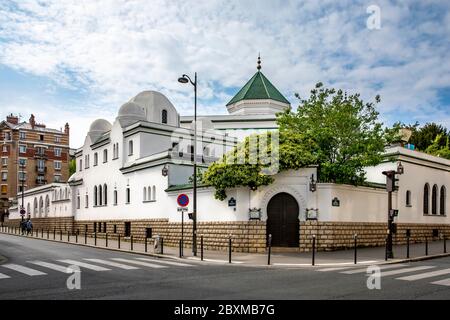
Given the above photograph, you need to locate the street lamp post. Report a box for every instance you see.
[178,72,198,256]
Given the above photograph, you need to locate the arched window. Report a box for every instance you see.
[98,185,103,206]
[423,183,429,214]
[103,184,108,206]
[440,186,446,216]
[406,190,412,207]
[39,196,43,216]
[94,186,98,206]
[85,194,89,208]
[103,149,108,163]
[33,198,38,216]
[129,140,134,156]
[45,195,50,216]
[162,109,168,124]
[432,184,438,215]
[152,185,156,201]
[94,152,98,166]
[114,190,118,205]
[27,203,31,217]
[143,187,147,201]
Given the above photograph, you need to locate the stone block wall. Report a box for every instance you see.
[300,221,450,252]
[3,217,74,232]
[73,219,267,253]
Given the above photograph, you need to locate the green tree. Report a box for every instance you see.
[69,159,76,176]
[203,82,395,200]
[425,134,450,160]
[409,122,448,151]
[277,82,396,184]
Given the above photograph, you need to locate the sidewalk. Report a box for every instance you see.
[1,228,449,267]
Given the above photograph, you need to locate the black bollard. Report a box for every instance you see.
[60,230,62,241]
[106,233,108,247]
[201,236,204,261]
[444,234,447,254]
[385,237,388,261]
[118,234,121,249]
[425,237,428,256]
[407,235,410,259]
[47,229,49,239]
[268,234,272,266]
[75,232,78,243]
[312,235,316,266]
[94,232,97,246]
[179,239,182,258]
[145,238,147,253]
[354,234,358,264]
[41,228,44,238]
[67,230,70,242]
[228,236,232,264]
[84,232,87,244]
[53,228,56,240]
[130,235,133,251]
[161,237,164,255]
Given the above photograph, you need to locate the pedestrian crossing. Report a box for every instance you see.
[317,263,450,288]
[0,257,197,280]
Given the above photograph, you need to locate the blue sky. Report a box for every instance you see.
[0,0,449,147]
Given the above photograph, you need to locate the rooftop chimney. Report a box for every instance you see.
[64,122,70,136]
[29,114,36,129]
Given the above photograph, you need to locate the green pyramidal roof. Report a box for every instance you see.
[226,71,290,106]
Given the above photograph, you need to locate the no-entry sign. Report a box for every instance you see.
[177,194,189,207]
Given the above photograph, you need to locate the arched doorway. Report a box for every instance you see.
[267,192,299,247]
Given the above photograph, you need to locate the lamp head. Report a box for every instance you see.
[178,76,189,84]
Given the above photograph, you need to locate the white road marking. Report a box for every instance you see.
[28,261,77,273]
[58,259,111,271]
[431,278,450,286]
[1,264,47,276]
[135,258,194,267]
[84,259,139,270]
[318,266,359,272]
[397,268,450,281]
[380,266,435,277]
[341,264,408,274]
[111,258,167,269]
[0,273,11,279]
[187,257,244,264]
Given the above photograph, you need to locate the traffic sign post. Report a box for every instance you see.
[177,194,189,257]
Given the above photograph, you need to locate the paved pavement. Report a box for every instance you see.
[1,233,450,299]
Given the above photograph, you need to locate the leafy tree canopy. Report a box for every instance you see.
[203,82,398,200]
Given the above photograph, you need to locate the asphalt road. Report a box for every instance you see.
[1,233,450,300]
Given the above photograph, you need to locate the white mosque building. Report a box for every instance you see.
[5,59,450,252]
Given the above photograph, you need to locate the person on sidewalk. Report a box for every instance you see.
[26,218,33,236]
[20,220,26,235]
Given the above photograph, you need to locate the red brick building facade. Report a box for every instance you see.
[0,114,70,221]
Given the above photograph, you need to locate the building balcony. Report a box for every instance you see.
[34,153,48,159]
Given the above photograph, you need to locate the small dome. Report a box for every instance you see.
[116,101,146,127]
[89,119,112,133]
[88,119,112,142]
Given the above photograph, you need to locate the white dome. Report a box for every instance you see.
[116,101,146,127]
[88,119,112,141]
[129,90,179,127]
[89,119,112,133]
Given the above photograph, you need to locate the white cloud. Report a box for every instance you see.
[0,0,449,147]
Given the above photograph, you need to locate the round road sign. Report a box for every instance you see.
[20,209,26,216]
[177,194,189,207]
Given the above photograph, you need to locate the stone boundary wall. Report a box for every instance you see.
[300,221,450,252]
[2,217,450,253]
[3,217,74,232]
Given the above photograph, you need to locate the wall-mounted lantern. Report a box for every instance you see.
[309,174,317,192]
[161,164,169,177]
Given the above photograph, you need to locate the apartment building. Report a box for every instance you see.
[0,114,70,220]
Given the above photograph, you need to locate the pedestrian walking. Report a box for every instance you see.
[26,218,33,236]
